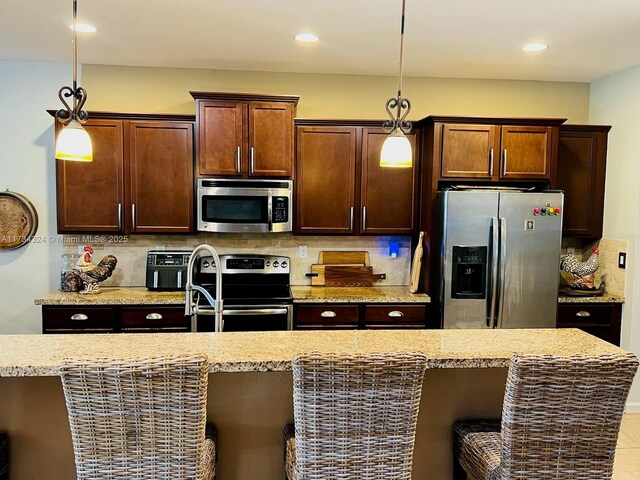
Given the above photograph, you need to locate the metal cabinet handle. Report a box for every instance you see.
[388,310,404,318]
[576,311,591,317]
[117,203,122,230]
[145,313,163,320]
[236,146,241,173]
[350,207,354,231]
[362,206,367,231]
[489,149,494,176]
[250,147,255,174]
[503,149,508,176]
[320,311,337,318]
[70,313,88,321]
[131,203,136,230]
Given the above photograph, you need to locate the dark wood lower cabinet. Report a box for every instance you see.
[556,302,622,346]
[42,305,189,334]
[294,303,432,330]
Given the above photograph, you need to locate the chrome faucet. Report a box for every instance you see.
[185,244,223,332]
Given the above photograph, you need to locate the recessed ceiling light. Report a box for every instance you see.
[70,23,97,33]
[294,33,319,44]
[522,43,548,52]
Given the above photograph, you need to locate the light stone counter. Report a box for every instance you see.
[291,285,430,303]
[0,328,623,377]
[34,287,185,305]
[558,293,624,303]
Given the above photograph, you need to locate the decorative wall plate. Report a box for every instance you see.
[0,190,39,250]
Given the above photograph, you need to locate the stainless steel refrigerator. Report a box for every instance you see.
[436,189,564,329]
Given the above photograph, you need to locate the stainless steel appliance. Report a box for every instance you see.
[146,250,192,290]
[437,189,564,329]
[197,179,293,233]
[194,254,293,332]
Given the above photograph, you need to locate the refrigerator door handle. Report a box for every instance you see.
[497,217,507,328]
[488,217,499,327]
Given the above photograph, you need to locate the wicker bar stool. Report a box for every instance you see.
[285,352,428,480]
[60,354,216,480]
[453,353,639,480]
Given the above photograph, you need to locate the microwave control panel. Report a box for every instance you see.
[273,197,289,223]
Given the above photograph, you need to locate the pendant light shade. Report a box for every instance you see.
[55,0,92,162]
[55,120,93,162]
[381,0,413,168]
[380,130,412,168]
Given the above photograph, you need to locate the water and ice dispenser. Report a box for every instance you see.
[451,246,487,299]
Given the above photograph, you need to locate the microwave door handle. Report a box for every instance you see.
[267,193,273,232]
[488,217,499,328]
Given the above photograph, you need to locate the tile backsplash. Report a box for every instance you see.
[62,233,413,287]
[560,237,627,297]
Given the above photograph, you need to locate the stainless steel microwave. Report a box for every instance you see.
[197,179,293,233]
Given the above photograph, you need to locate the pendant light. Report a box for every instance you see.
[381,0,412,168]
[55,0,92,162]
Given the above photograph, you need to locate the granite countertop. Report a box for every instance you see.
[558,293,624,304]
[35,286,430,306]
[0,328,626,377]
[291,286,430,303]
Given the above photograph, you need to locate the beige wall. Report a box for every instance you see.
[590,64,640,411]
[82,65,590,122]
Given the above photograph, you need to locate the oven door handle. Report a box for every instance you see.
[222,308,289,316]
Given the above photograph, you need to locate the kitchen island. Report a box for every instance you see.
[0,328,627,480]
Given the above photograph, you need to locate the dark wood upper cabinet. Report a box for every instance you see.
[56,119,125,232]
[127,121,194,233]
[295,121,418,235]
[361,128,417,234]
[191,92,299,178]
[296,126,358,234]
[434,117,563,182]
[197,101,244,176]
[556,125,610,238]
[500,125,554,179]
[441,124,499,178]
[52,111,195,234]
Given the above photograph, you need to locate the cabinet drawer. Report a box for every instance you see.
[557,304,613,327]
[296,305,359,325]
[364,305,426,325]
[43,306,115,333]
[120,307,189,332]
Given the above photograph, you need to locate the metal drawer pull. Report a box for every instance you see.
[320,311,337,318]
[145,313,163,320]
[388,310,405,318]
[576,311,591,317]
[70,313,88,321]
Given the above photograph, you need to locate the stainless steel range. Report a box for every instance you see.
[193,254,292,332]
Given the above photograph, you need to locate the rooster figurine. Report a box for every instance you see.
[62,246,118,294]
[560,246,599,290]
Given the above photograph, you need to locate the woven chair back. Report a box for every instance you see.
[60,354,210,480]
[293,352,427,480]
[500,353,639,480]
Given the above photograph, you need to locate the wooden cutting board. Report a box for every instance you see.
[318,251,370,266]
[409,232,425,293]
[308,264,364,286]
[324,265,386,287]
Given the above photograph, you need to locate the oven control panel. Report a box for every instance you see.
[199,255,290,274]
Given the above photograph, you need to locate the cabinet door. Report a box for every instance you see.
[42,306,115,334]
[56,119,124,232]
[197,100,244,176]
[120,306,190,333]
[295,127,357,233]
[295,305,359,329]
[361,129,417,234]
[557,303,621,346]
[364,304,426,328]
[500,126,554,179]
[127,121,194,233]
[248,102,294,177]
[440,124,500,179]
[556,129,607,238]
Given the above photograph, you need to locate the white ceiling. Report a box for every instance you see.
[2,0,640,82]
